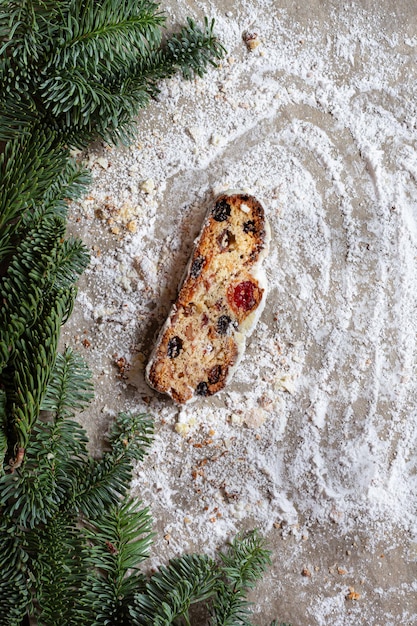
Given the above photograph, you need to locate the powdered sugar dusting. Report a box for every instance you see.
[64,2,417,623]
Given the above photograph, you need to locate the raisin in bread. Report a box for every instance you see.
[145,191,270,404]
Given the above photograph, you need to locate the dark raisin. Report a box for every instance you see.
[217,315,232,335]
[195,381,209,396]
[208,365,222,385]
[190,255,205,278]
[167,336,183,358]
[243,220,256,234]
[212,199,231,222]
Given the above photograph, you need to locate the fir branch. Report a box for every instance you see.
[46,0,165,70]
[0,391,7,473]
[0,128,68,234]
[39,157,91,218]
[134,17,226,99]
[0,91,40,141]
[0,126,89,260]
[54,237,90,291]
[0,515,31,626]
[0,214,88,372]
[0,414,90,527]
[73,453,134,520]
[0,220,61,373]
[29,512,87,626]
[0,0,60,64]
[108,411,154,462]
[132,553,219,625]
[41,347,94,419]
[219,530,272,590]
[78,498,152,626]
[5,287,74,455]
[0,1,225,147]
[166,17,226,80]
[210,531,272,626]
[73,412,154,518]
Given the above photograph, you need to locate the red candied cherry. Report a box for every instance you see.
[228,280,257,312]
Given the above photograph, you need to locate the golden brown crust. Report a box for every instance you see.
[146,193,269,404]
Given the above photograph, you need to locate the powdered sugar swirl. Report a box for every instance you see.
[64,3,417,623]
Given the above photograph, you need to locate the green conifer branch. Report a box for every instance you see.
[29,512,87,626]
[0,515,31,626]
[0,128,68,230]
[166,17,226,80]
[47,0,165,69]
[108,411,154,462]
[78,498,153,626]
[0,1,225,147]
[0,127,89,260]
[132,553,219,625]
[41,347,94,419]
[0,92,40,141]
[210,531,272,626]
[0,215,87,374]
[0,391,7,466]
[2,287,75,463]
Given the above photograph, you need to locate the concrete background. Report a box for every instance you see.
[63,1,417,624]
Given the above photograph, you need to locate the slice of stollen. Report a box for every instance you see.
[146,191,271,404]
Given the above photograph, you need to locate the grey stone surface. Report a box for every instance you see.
[63,1,417,623]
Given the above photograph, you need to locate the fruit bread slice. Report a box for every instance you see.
[145,191,270,404]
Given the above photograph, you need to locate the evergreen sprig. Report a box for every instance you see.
[211,531,272,626]
[132,553,219,624]
[0,514,31,626]
[41,347,94,418]
[0,347,157,624]
[0,0,225,147]
[79,498,153,626]
[0,126,90,261]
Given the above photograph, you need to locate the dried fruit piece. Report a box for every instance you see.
[196,382,209,396]
[167,336,183,358]
[217,315,232,335]
[208,364,222,384]
[191,256,205,278]
[217,229,236,251]
[212,199,231,222]
[230,281,257,311]
[183,302,197,316]
[243,220,256,234]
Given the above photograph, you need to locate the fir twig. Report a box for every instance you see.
[210,531,272,626]
[0,515,31,626]
[132,553,219,625]
[78,498,153,626]
[41,347,94,419]
[0,0,225,147]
